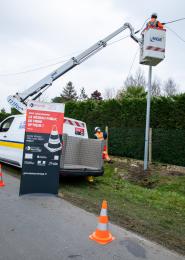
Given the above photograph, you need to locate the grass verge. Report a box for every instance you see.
[3,161,185,255]
[59,162,185,255]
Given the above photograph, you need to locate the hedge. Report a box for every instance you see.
[67,95,185,167]
[65,94,185,129]
[1,94,185,166]
[88,126,185,166]
[153,128,185,166]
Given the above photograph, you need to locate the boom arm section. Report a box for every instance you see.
[7,23,141,113]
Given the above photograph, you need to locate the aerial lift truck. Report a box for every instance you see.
[0,21,166,176]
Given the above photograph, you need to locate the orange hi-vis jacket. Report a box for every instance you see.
[147,18,164,29]
[95,131,110,161]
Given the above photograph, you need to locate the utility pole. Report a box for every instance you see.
[139,25,166,171]
[144,65,152,171]
[149,128,152,164]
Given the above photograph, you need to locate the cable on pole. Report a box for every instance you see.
[127,48,139,78]
[0,59,69,77]
[2,16,184,77]
[109,17,150,45]
[108,35,130,46]
[166,25,185,43]
[162,17,185,25]
[134,17,150,34]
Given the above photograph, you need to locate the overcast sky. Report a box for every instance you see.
[0,0,185,111]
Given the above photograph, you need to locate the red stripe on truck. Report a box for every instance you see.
[64,119,85,128]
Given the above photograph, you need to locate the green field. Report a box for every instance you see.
[59,160,185,255]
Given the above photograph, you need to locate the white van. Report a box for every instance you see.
[0,115,104,177]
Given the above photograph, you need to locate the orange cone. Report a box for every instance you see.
[0,164,5,187]
[89,200,115,245]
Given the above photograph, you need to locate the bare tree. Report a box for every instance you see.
[163,78,178,96]
[151,78,161,96]
[124,68,146,89]
[103,87,116,100]
[124,75,136,89]
[135,68,146,88]
[79,87,88,101]
[117,68,146,99]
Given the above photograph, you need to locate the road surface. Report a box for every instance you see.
[0,167,184,260]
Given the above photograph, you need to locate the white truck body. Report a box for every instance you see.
[0,114,88,167]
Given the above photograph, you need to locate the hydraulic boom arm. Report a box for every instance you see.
[7,22,141,113]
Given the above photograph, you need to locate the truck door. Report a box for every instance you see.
[0,116,24,166]
[0,117,15,164]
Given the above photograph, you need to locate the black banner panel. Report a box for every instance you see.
[19,101,65,195]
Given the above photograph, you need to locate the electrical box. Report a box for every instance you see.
[140,28,166,66]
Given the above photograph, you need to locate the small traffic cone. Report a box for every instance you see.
[89,200,115,245]
[0,164,5,187]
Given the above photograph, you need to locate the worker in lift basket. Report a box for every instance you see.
[146,13,164,29]
[94,127,113,163]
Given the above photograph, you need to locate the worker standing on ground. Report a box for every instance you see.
[146,13,164,29]
[94,127,112,163]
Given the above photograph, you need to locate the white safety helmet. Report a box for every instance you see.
[95,127,101,132]
[151,12,158,18]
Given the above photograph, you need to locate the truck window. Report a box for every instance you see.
[0,117,14,132]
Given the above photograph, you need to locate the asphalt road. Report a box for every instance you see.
[0,167,184,260]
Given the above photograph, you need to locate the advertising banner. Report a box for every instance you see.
[19,101,65,195]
